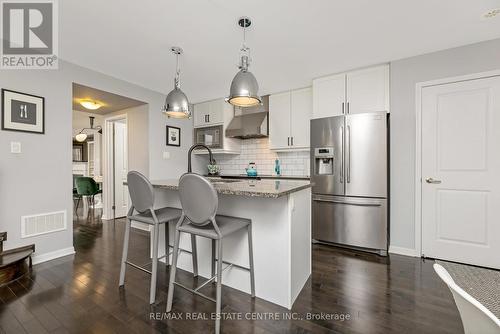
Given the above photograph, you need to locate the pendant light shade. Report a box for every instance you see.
[227,17,261,108]
[162,47,191,119]
[75,132,88,142]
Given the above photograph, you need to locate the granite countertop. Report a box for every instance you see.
[146,178,313,198]
[205,174,310,180]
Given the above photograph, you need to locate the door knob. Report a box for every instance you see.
[425,177,442,184]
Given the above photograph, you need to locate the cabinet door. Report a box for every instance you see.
[269,92,291,150]
[194,102,210,127]
[346,65,389,114]
[208,100,224,125]
[312,73,346,119]
[290,88,312,148]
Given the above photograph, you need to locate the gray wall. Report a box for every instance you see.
[106,104,150,177]
[390,38,500,250]
[0,60,198,259]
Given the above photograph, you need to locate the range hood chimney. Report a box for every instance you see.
[225,95,269,139]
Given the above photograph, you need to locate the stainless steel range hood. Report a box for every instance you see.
[225,95,269,139]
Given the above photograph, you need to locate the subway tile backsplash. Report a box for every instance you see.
[215,138,310,176]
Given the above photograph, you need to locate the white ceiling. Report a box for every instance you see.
[60,0,500,103]
[72,83,146,114]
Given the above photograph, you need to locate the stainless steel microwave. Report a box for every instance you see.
[193,125,223,149]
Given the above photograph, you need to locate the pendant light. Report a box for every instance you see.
[161,47,191,118]
[75,116,102,142]
[226,17,262,108]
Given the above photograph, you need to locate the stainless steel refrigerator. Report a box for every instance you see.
[310,112,388,255]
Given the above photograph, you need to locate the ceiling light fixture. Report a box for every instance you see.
[75,116,102,142]
[161,47,190,119]
[483,8,500,19]
[226,17,262,108]
[80,99,102,110]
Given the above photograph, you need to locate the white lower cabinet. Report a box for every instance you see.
[269,87,312,151]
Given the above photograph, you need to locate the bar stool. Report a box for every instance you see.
[166,173,255,334]
[119,171,199,304]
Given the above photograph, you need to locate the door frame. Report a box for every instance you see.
[414,69,500,257]
[102,113,128,220]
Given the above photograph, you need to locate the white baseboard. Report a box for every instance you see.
[32,247,76,265]
[389,245,419,257]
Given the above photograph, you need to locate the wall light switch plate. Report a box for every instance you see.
[162,151,170,159]
[11,142,21,154]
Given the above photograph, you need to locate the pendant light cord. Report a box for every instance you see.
[240,19,250,71]
[174,52,180,88]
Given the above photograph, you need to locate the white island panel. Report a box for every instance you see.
[153,185,311,309]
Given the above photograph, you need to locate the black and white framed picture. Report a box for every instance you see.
[166,125,181,146]
[1,89,45,134]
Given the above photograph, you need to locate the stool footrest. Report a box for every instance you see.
[194,264,232,292]
[125,261,152,275]
[173,282,216,303]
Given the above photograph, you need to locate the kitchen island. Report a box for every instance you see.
[151,177,312,309]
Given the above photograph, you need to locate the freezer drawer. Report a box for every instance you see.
[312,195,387,251]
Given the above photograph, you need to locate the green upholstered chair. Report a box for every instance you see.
[75,177,102,214]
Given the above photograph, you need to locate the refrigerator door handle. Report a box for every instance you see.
[312,197,382,207]
[340,126,344,183]
[346,125,351,183]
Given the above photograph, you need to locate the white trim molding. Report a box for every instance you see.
[32,247,76,265]
[389,245,419,257]
[414,69,500,258]
[102,113,128,220]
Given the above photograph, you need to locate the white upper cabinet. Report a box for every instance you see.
[290,88,312,149]
[312,64,389,119]
[269,87,312,151]
[269,91,291,150]
[208,99,224,124]
[313,73,346,119]
[193,99,225,128]
[346,65,389,114]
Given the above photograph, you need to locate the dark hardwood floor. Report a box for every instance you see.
[0,209,463,333]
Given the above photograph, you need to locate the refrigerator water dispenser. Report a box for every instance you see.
[314,147,334,175]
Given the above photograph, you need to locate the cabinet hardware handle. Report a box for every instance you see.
[208,114,210,123]
[287,137,290,146]
[291,137,294,146]
[347,102,350,114]
[342,102,345,114]
[425,178,442,184]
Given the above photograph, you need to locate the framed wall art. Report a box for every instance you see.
[1,89,45,134]
[166,125,181,146]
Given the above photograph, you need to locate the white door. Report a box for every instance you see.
[421,76,500,269]
[312,73,345,119]
[346,65,389,114]
[114,121,128,218]
[290,88,312,148]
[269,91,291,150]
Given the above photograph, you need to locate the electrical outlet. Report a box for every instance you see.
[11,142,21,154]
[162,151,170,159]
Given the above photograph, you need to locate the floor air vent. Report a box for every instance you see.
[21,211,67,238]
